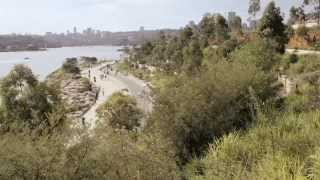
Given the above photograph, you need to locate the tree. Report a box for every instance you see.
[0,65,66,135]
[97,92,143,131]
[180,26,194,45]
[229,16,243,34]
[289,7,299,25]
[62,58,80,74]
[215,15,230,42]
[149,56,276,163]
[303,0,320,24]
[199,13,216,40]
[258,2,289,54]
[165,37,184,71]
[150,32,168,67]
[248,0,261,28]
[289,6,306,25]
[182,38,203,74]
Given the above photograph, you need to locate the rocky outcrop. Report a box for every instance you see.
[278,75,297,97]
[60,76,99,120]
[47,71,99,121]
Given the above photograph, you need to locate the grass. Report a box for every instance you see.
[187,111,320,179]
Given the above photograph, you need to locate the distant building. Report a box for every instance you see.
[242,23,249,32]
[73,27,77,34]
[84,28,94,36]
[228,11,236,23]
[249,20,259,29]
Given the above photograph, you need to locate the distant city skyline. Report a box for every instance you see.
[0,0,301,35]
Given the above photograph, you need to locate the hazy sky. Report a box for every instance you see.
[0,0,301,35]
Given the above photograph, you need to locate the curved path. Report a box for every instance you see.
[286,49,320,55]
[81,63,152,130]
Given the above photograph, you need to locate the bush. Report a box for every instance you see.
[0,129,180,180]
[97,92,143,131]
[216,39,240,58]
[148,38,279,163]
[230,38,280,72]
[314,41,320,50]
[187,111,320,179]
[296,26,310,38]
[148,57,276,163]
[289,53,299,64]
[0,65,66,135]
[62,58,80,74]
[287,55,320,75]
[80,56,98,64]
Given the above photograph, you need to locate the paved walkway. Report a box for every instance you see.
[81,63,152,130]
[286,49,320,55]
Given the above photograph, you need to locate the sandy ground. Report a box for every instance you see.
[81,63,152,130]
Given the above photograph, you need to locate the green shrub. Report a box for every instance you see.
[149,57,276,162]
[296,26,310,38]
[0,129,179,180]
[289,53,299,64]
[314,42,320,50]
[187,111,320,179]
[97,92,143,131]
[0,65,66,135]
[287,55,320,75]
[62,58,80,74]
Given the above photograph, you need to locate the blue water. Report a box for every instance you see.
[0,46,122,79]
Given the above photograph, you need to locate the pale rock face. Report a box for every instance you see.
[59,77,99,121]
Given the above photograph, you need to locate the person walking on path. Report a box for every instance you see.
[102,88,105,96]
[94,76,97,83]
[82,117,86,127]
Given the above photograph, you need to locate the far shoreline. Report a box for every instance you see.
[0,48,47,53]
[0,45,126,53]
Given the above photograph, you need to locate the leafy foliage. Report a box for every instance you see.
[258,2,289,54]
[62,58,80,74]
[97,92,143,131]
[0,129,179,180]
[148,39,278,163]
[0,65,66,135]
[187,111,320,180]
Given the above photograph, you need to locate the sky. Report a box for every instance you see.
[0,0,301,35]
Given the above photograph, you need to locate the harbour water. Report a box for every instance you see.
[0,46,122,79]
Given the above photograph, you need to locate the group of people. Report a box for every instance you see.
[82,63,119,127]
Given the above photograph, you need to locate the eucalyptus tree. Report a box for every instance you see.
[248,0,261,28]
[0,65,66,135]
[303,0,320,24]
[258,2,289,54]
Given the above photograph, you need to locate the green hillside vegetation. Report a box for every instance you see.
[1,1,320,179]
[96,92,143,131]
[187,111,320,179]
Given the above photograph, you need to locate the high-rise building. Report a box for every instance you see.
[228,11,237,23]
[73,27,77,34]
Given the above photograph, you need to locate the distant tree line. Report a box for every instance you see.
[0,35,46,51]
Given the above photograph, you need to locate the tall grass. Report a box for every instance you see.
[188,111,320,180]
